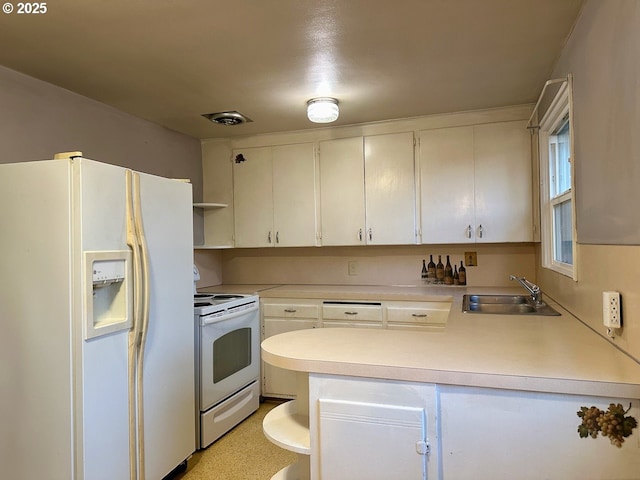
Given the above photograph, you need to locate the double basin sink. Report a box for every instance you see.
[462,294,560,316]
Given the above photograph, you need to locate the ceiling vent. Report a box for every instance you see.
[202,111,252,126]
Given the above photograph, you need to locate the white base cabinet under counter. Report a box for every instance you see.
[262,299,321,399]
[309,374,439,480]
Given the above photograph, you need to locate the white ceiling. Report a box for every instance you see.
[0,0,584,139]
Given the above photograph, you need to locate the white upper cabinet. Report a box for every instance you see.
[473,121,532,243]
[419,126,475,244]
[364,132,416,245]
[319,137,366,246]
[319,133,417,246]
[272,143,318,247]
[233,143,317,248]
[233,146,274,248]
[419,120,532,243]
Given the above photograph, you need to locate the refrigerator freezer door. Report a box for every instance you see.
[75,159,133,480]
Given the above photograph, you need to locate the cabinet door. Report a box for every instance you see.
[419,127,475,243]
[319,137,365,246]
[272,143,318,247]
[263,318,317,398]
[364,132,417,245]
[318,399,427,480]
[232,146,274,247]
[473,121,533,242]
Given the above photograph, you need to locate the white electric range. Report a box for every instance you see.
[193,293,260,449]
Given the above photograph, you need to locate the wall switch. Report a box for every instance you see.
[465,252,477,266]
[603,291,621,328]
[348,261,358,276]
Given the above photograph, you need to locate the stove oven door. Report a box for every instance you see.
[199,303,260,411]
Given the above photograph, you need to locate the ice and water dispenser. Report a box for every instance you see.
[84,250,133,339]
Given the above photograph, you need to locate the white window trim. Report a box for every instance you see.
[538,75,577,280]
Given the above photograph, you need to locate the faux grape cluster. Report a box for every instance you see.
[577,403,637,448]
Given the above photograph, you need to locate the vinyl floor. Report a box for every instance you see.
[172,400,297,480]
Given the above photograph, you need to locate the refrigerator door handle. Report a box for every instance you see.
[125,169,141,480]
[132,171,151,480]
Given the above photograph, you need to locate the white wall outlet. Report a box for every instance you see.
[602,291,621,328]
[348,261,358,276]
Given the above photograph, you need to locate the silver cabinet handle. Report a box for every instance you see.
[466,225,472,239]
[368,228,372,241]
[345,311,358,315]
[412,313,428,318]
[358,229,363,241]
[478,224,484,238]
[276,231,279,244]
[284,308,297,313]
[268,231,272,243]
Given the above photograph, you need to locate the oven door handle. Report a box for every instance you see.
[200,304,259,326]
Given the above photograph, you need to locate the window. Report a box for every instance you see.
[538,78,576,279]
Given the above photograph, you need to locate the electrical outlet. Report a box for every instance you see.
[348,261,358,276]
[603,291,621,328]
[465,251,477,266]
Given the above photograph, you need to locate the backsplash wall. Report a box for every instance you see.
[196,243,535,288]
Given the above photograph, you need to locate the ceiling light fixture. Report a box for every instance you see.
[306,97,339,123]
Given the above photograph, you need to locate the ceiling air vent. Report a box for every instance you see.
[202,111,252,126]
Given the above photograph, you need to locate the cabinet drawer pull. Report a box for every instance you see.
[478,224,484,238]
[411,313,428,318]
[466,225,472,239]
[344,311,358,315]
[284,308,297,313]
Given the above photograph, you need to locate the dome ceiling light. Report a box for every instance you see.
[306,98,339,123]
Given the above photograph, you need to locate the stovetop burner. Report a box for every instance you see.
[194,293,258,315]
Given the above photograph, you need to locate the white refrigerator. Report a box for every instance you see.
[0,156,195,479]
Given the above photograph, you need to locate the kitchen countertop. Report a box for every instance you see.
[257,284,640,399]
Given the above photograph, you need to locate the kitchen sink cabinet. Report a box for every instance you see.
[233,143,317,248]
[319,132,416,246]
[261,300,321,399]
[419,120,532,243]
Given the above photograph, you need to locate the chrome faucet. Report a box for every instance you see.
[509,275,543,305]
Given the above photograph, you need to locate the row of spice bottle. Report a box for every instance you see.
[421,254,466,285]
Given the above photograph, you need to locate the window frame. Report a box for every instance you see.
[538,77,577,280]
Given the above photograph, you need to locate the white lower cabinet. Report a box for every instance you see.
[309,374,438,480]
[385,301,451,331]
[321,302,383,329]
[265,376,640,480]
[262,300,320,398]
[439,385,640,480]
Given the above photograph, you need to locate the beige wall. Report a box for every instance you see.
[0,65,202,199]
[198,244,535,288]
[537,1,640,361]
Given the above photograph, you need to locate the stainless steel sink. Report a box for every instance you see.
[462,294,560,316]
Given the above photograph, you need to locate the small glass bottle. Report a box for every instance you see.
[444,255,453,285]
[453,265,459,285]
[436,255,444,284]
[427,255,436,283]
[421,259,428,281]
[458,260,467,286]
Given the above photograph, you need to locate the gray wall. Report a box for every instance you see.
[551,0,640,245]
[0,65,202,200]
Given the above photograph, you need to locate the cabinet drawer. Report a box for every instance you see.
[263,302,319,319]
[386,302,451,326]
[322,303,383,322]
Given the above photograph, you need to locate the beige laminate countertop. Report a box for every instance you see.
[257,284,640,399]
